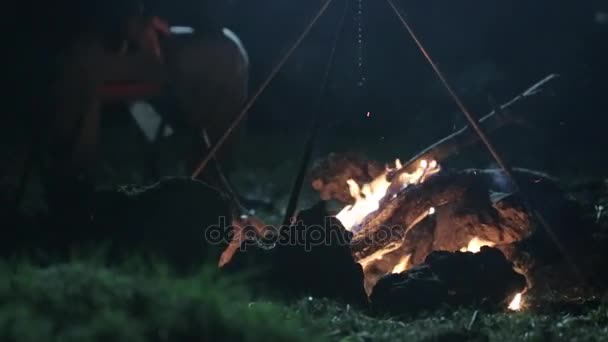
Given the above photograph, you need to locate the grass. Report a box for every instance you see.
[295,297,608,342]
[0,259,323,342]
[1,257,607,342]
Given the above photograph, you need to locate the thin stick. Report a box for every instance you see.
[282,0,348,226]
[385,0,516,177]
[385,0,583,280]
[191,0,335,179]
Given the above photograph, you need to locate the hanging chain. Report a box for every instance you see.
[354,0,366,87]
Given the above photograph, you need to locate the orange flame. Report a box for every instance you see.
[391,254,411,274]
[508,292,523,311]
[336,159,440,231]
[460,237,496,253]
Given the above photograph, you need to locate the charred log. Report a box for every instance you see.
[370,247,527,315]
[90,177,232,272]
[222,202,368,306]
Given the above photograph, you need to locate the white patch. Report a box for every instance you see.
[222,27,250,66]
[130,101,168,142]
[170,26,195,34]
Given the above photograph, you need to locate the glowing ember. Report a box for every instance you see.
[336,159,440,231]
[391,254,411,274]
[460,237,496,253]
[508,292,523,311]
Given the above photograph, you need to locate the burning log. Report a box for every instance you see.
[351,170,533,263]
[370,247,527,315]
[348,167,583,293]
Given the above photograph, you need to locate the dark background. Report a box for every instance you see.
[6,0,608,206]
[225,0,606,175]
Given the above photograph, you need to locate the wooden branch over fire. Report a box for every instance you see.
[392,74,560,177]
[311,75,561,204]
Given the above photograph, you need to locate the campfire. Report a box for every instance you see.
[219,152,550,314]
[313,153,532,292]
[217,75,597,315]
[220,138,593,315]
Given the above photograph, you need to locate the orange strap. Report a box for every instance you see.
[99,83,163,102]
[99,17,170,102]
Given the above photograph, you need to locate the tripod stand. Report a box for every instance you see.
[191,0,581,279]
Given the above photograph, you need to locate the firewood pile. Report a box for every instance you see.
[348,168,559,293]
[219,156,599,314]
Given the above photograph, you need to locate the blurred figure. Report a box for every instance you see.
[69,0,250,177]
[3,1,161,208]
[4,0,249,215]
[49,1,165,181]
[39,2,169,223]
